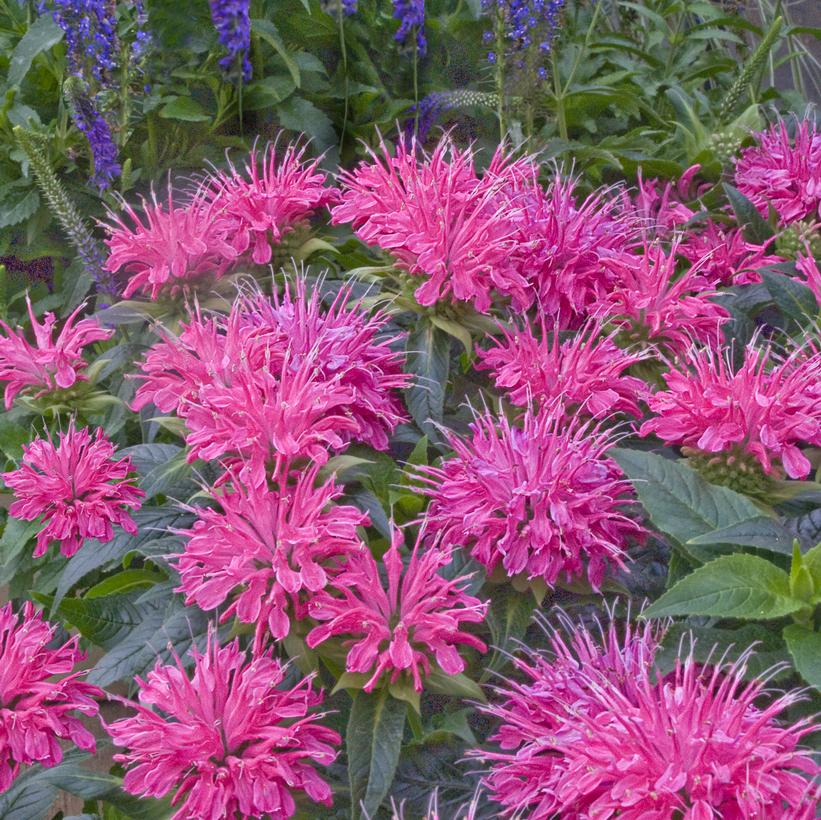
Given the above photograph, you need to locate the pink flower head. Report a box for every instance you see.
[796,252,821,304]
[306,528,487,692]
[332,136,534,312]
[623,164,700,236]
[515,174,639,327]
[203,140,336,265]
[678,220,782,285]
[641,342,821,479]
[2,422,144,557]
[735,116,821,225]
[0,601,102,792]
[418,406,643,591]
[103,185,241,300]
[107,632,340,820]
[594,241,729,354]
[477,318,649,419]
[176,466,367,645]
[475,612,820,819]
[0,296,112,410]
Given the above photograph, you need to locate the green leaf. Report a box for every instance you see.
[405,319,450,439]
[159,97,210,122]
[787,509,821,550]
[85,568,164,599]
[251,19,301,87]
[347,688,407,820]
[0,187,40,228]
[429,315,473,356]
[483,584,535,679]
[244,75,296,110]
[277,97,335,151]
[783,624,821,691]
[611,449,760,562]
[723,183,774,244]
[0,415,30,459]
[802,542,821,585]
[424,670,486,702]
[0,517,40,584]
[760,268,819,327]
[687,516,795,555]
[644,554,802,620]
[7,15,64,87]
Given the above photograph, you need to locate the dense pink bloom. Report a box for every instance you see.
[0,296,112,410]
[103,186,241,299]
[735,116,821,225]
[332,137,534,312]
[203,141,336,264]
[594,241,729,353]
[641,342,821,479]
[678,220,782,285]
[514,175,639,326]
[307,528,487,692]
[107,633,340,820]
[621,164,700,236]
[0,601,102,792]
[475,613,820,818]
[176,467,367,645]
[477,319,649,418]
[418,407,643,590]
[2,423,144,557]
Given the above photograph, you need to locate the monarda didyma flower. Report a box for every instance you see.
[307,528,487,692]
[2,423,144,558]
[641,341,821,480]
[107,632,340,820]
[474,612,820,818]
[175,466,367,645]
[419,406,643,591]
[0,601,102,792]
[0,296,112,410]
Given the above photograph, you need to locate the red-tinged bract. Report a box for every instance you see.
[641,343,821,479]
[734,116,821,226]
[107,634,340,820]
[2,423,144,558]
[477,319,648,418]
[418,407,643,591]
[475,614,820,819]
[176,467,367,645]
[0,296,112,410]
[306,529,487,692]
[0,601,102,792]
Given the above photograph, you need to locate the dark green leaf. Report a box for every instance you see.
[723,183,774,244]
[786,509,821,550]
[277,97,335,151]
[687,516,795,555]
[483,585,535,679]
[405,319,450,439]
[159,97,210,122]
[0,517,40,584]
[760,268,819,327]
[0,187,39,229]
[783,624,821,690]
[7,15,64,86]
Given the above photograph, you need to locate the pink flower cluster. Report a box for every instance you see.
[0,602,102,792]
[2,422,144,557]
[0,296,112,410]
[103,142,334,299]
[476,614,820,818]
[107,633,340,820]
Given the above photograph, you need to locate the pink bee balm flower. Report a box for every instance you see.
[418,407,643,591]
[175,466,367,645]
[621,164,700,236]
[2,423,144,557]
[477,319,649,419]
[203,141,336,264]
[332,136,533,312]
[594,241,729,354]
[0,296,112,410]
[106,633,340,820]
[0,601,102,792]
[641,342,821,479]
[474,613,820,819]
[306,528,487,692]
[734,116,821,225]
[103,186,241,300]
[796,252,821,304]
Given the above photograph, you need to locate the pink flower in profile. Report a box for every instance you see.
[332,137,533,312]
[594,241,729,353]
[622,164,700,236]
[477,319,649,419]
[306,528,487,692]
[0,601,102,792]
[641,342,821,479]
[2,423,144,557]
[203,141,336,264]
[103,186,241,300]
[106,632,340,820]
[176,466,367,645]
[678,220,782,285]
[0,296,112,410]
[418,407,643,591]
[515,175,639,326]
[735,116,821,225]
[475,613,820,819]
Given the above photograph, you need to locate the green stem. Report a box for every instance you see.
[493,9,506,141]
[407,706,423,740]
[551,49,567,141]
[337,1,349,155]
